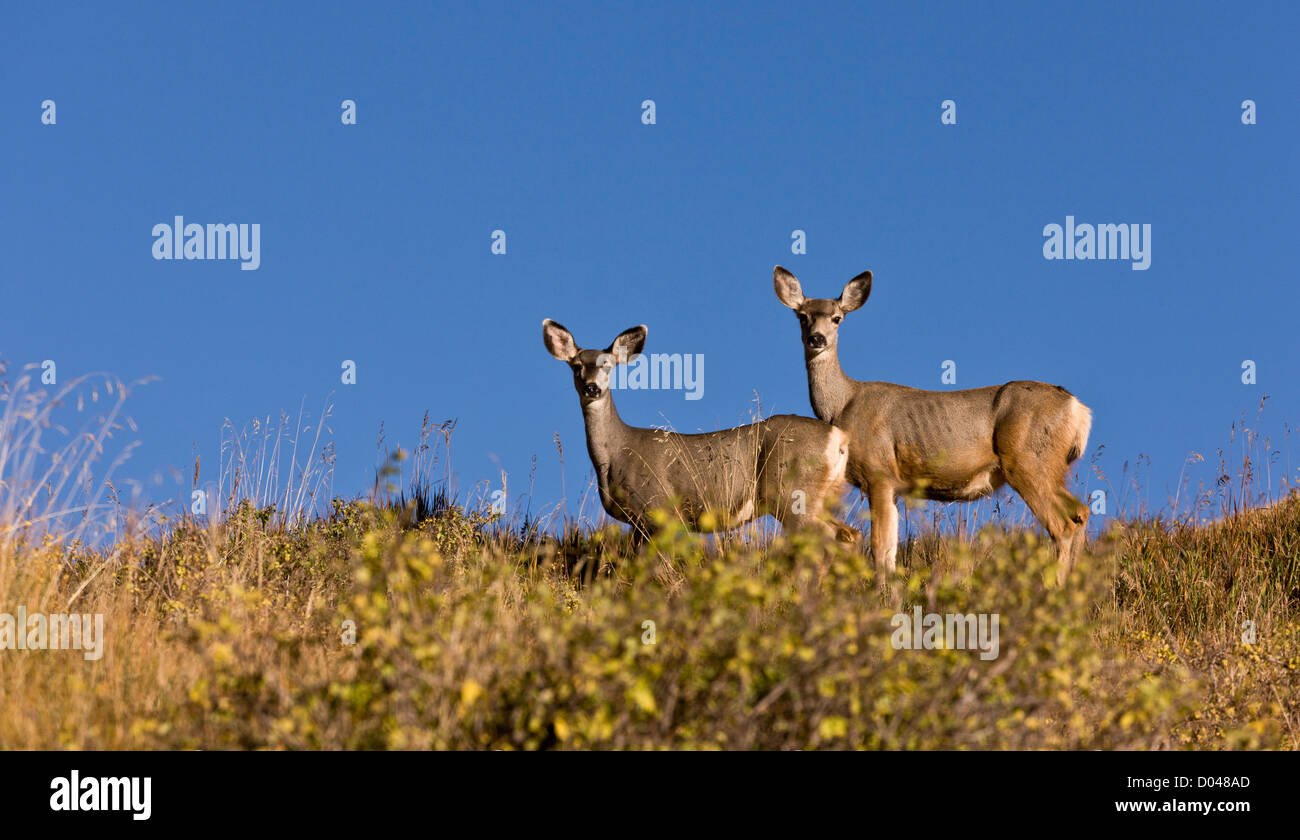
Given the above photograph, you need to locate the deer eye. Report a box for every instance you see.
[797,313,808,325]
[832,315,842,324]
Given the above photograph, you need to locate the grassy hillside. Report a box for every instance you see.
[1,372,1296,749]
[0,488,1296,749]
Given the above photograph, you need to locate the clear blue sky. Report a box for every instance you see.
[4,1,1297,526]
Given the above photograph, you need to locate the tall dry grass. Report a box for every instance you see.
[0,370,1296,748]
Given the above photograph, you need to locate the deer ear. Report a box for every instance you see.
[542,319,578,362]
[773,266,804,309]
[608,324,647,363]
[839,270,872,312]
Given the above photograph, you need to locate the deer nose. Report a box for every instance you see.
[583,384,601,398]
[807,333,826,349]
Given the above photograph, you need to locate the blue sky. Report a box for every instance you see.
[4,1,1297,528]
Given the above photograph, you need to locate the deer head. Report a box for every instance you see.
[772,266,873,360]
[542,319,647,405]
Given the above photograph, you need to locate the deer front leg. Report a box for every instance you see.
[867,483,898,574]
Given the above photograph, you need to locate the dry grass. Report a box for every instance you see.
[0,366,1296,749]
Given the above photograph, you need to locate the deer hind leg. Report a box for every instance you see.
[829,516,859,545]
[776,504,858,544]
[1055,485,1089,584]
[1002,460,1087,585]
[866,483,899,574]
[777,510,839,542]
[769,427,858,545]
[818,427,858,545]
[772,477,856,543]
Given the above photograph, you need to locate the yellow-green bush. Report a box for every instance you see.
[4,497,1297,750]
[130,513,1196,749]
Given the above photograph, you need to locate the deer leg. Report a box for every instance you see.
[767,458,843,543]
[1003,464,1081,585]
[829,517,859,545]
[628,521,650,553]
[775,495,859,543]
[866,484,899,574]
[806,479,858,545]
[1055,486,1089,584]
[776,507,835,542]
[803,511,858,545]
[774,482,857,545]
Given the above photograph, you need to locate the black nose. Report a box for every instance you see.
[807,333,826,349]
[583,384,600,398]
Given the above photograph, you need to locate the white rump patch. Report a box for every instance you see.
[826,427,850,480]
[1068,397,1093,458]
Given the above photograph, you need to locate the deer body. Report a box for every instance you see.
[545,319,854,542]
[775,267,1092,583]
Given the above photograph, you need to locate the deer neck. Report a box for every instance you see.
[807,346,855,422]
[581,393,630,470]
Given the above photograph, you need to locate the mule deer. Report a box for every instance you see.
[543,319,856,544]
[772,267,1092,584]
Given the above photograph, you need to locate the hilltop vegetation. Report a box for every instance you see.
[1,371,1296,749]
[1,489,1296,749]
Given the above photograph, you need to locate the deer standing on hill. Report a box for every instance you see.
[772,267,1092,584]
[543,319,856,544]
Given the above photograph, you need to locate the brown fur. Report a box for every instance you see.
[543,319,857,544]
[773,267,1092,584]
